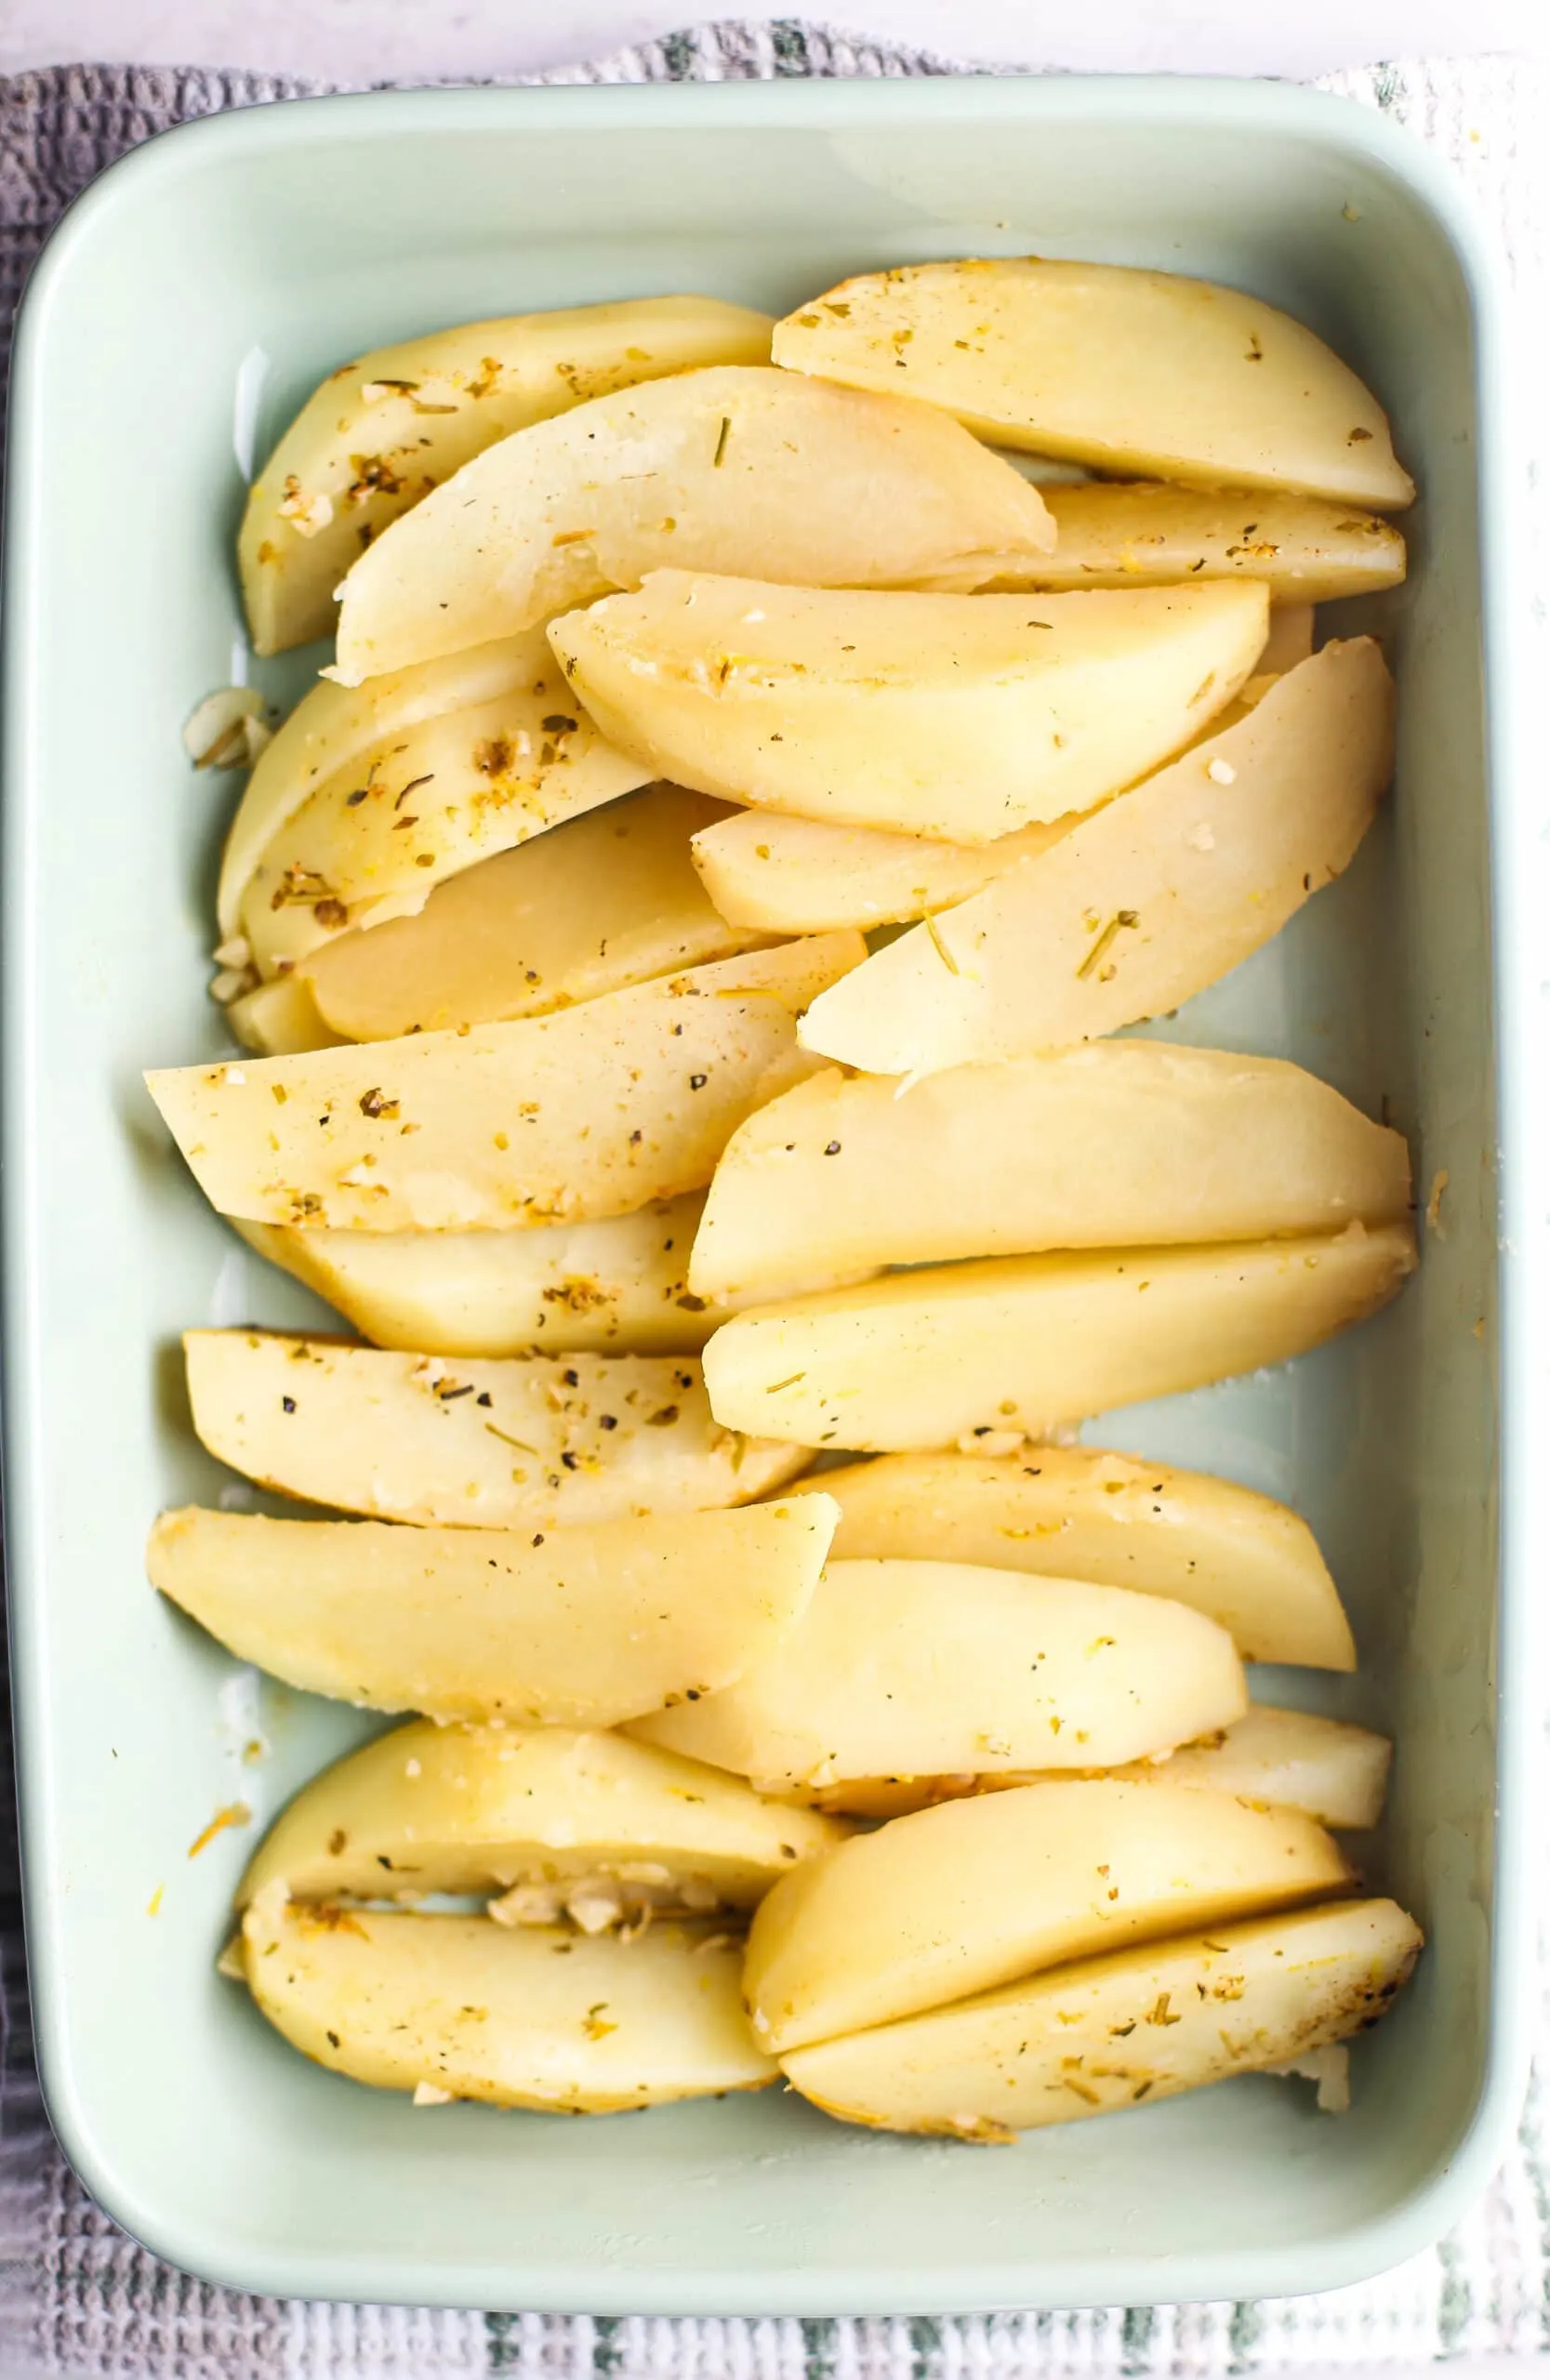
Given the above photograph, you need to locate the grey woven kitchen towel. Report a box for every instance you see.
[0,27,1545,2378]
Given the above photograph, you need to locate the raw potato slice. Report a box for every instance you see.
[334,366,1053,682]
[226,975,344,1057]
[995,484,1406,603]
[743,1778,1353,2054]
[183,1329,811,1528]
[238,1718,845,1909]
[145,934,864,1234]
[823,1705,1392,1828]
[219,639,548,939]
[241,635,651,977]
[629,1559,1246,1789]
[818,1448,1356,1670]
[232,1197,729,1356]
[240,1903,776,2111]
[687,679,1273,937]
[550,572,1269,843]
[799,640,1395,1072]
[303,785,765,1039]
[240,294,775,655]
[781,1898,1422,2138]
[690,807,1080,934]
[703,1224,1416,1451]
[773,259,1414,508]
[689,1050,1410,1300]
[147,1492,839,1725]
[1106,1705,1393,1830]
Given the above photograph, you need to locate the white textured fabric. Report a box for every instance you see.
[0,26,1544,2376]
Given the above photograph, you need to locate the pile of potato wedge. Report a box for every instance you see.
[152,256,1423,2140]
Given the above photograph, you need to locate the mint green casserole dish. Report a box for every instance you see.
[0,73,1534,2314]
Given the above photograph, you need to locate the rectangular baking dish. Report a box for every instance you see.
[1,73,1534,2314]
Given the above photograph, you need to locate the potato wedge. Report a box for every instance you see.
[1106,1706,1392,1830]
[773,260,1413,508]
[240,294,775,655]
[690,1050,1409,1300]
[629,1559,1245,1789]
[232,1197,731,1356]
[148,1492,838,1724]
[690,805,1080,934]
[240,1902,775,2111]
[184,1329,810,1528]
[743,1779,1352,2053]
[551,573,1268,844]
[238,1718,844,1910]
[821,1705,1391,1828]
[1258,603,1315,672]
[333,367,1054,681]
[703,1223,1415,1452]
[818,1448,1355,1670]
[145,934,864,1234]
[241,639,651,978]
[781,1897,1421,2137]
[225,975,344,1057]
[219,639,548,940]
[302,785,764,1039]
[995,485,1406,604]
[799,639,1394,1072]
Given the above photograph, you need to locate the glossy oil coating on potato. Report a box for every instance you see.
[703,1224,1416,1452]
[230,1193,773,1358]
[799,640,1395,1075]
[815,1448,1356,1670]
[238,1718,845,1909]
[781,1897,1421,2137]
[550,572,1268,844]
[242,294,775,654]
[772,259,1413,507]
[148,1492,839,1725]
[239,1899,776,2111]
[301,785,767,1040]
[184,1329,811,1528]
[743,1778,1353,2054]
[334,366,1054,680]
[689,1049,1410,1299]
[630,1559,1245,1789]
[146,935,864,1234]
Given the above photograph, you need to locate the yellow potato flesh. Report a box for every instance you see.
[799,639,1394,1072]
[240,294,775,656]
[238,1718,845,1908]
[232,1197,732,1356]
[629,1558,1245,1790]
[241,645,650,978]
[147,1492,838,1725]
[818,1448,1355,1670]
[302,784,764,1039]
[184,1329,810,1529]
[225,975,344,1057]
[821,1705,1390,1828]
[334,366,1053,682]
[703,1223,1415,1452]
[240,1903,776,2112]
[551,572,1268,844]
[689,1049,1409,1300]
[743,1778,1352,2053]
[773,259,1413,508]
[219,639,549,939]
[1105,1705,1392,1830]
[145,934,864,1234]
[781,1898,1421,2137]
[996,484,1406,603]
[691,808,1080,934]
